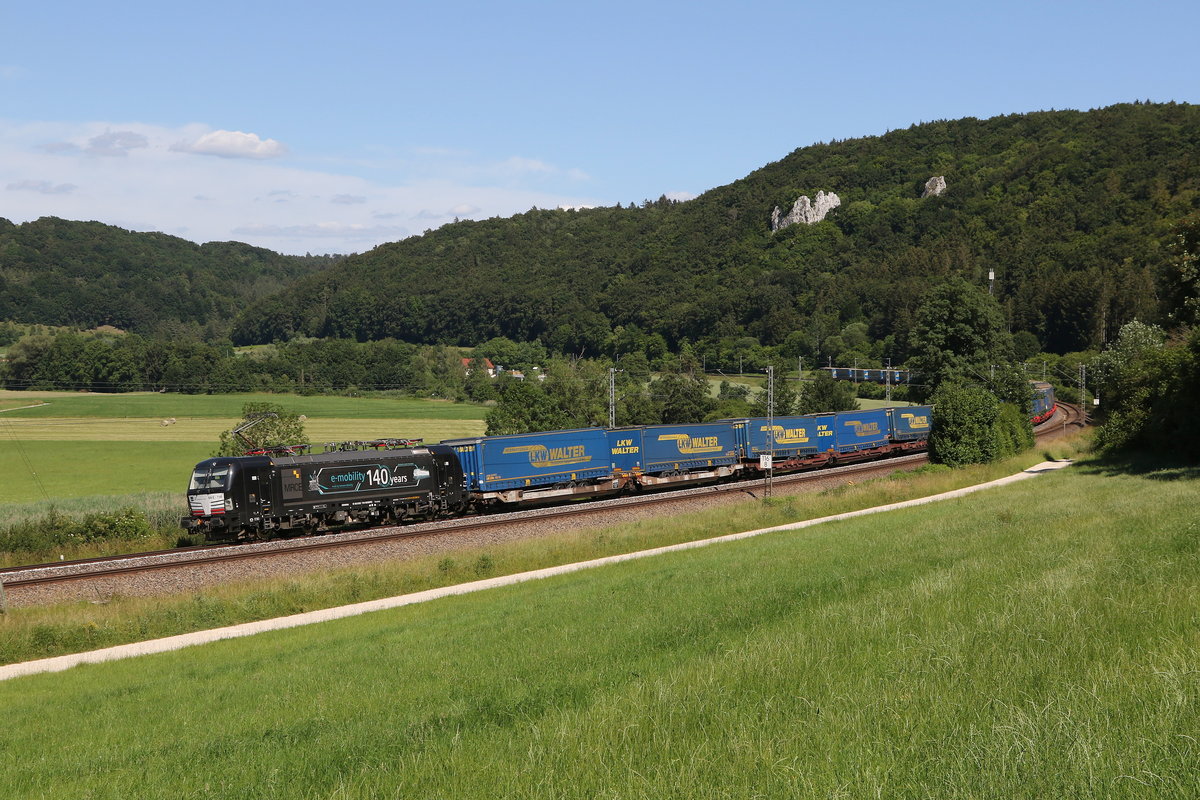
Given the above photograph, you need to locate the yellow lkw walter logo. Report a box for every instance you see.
[658,434,723,454]
[760,424,809,444]
[503,444,591,468]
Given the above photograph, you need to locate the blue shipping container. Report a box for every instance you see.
[443,428,612,492]
[640,422,741,473]
[830,408,890,452]
[606,427,646,473]
[888,406,932,441]
[740,416,822,458]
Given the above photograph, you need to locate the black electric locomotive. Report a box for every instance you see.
[182,443,467,538]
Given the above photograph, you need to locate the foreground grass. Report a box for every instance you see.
[1,443,1196,797]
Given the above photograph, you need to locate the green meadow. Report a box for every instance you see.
[0,390,488,563]
[0,391,487,506]
[0,390,488,420]
[0,441,214,503]
[1,450,1196,798]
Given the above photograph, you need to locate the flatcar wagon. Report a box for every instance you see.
[634,422,743,488]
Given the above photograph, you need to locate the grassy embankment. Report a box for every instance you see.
[2,439,1197,797]
[0,391,487,562]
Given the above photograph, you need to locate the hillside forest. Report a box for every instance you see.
[2,102,1200,453]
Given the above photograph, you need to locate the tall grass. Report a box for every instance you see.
[0,490,183,529]
[0,491,185,567]
[0,446,1196,797]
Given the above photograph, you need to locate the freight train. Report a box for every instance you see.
[821,367,912,384]
[183,406,932,540]
[183,385,1056,541]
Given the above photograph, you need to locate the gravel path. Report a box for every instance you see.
[0,461,1072,682]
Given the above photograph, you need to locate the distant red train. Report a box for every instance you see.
[1030,381,1056,425]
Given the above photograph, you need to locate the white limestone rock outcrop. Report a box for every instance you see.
[770,190,841,231]
[922,176,947,198]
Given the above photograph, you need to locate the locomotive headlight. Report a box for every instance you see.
[224,498,234,511]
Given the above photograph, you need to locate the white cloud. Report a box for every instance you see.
[500,156,555,175]
[172,129,287,159]
[38,141,79,154]
[395,148,594,187]
[86,130,148,157]
[0,119,602,254]
[231,221,409,241]
[6,178,77,194]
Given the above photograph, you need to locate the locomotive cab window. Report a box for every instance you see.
[189,465,232,491]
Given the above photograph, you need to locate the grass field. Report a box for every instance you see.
[0,390,489,419]
[856,396,915,409]
[0,391,487,504]
[0,416,486,443]
[0,441,215,503]
[0,448,1196,798]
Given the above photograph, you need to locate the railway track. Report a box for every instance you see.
[0,402,1085,607]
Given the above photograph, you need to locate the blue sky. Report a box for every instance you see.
[2,0,1197,254]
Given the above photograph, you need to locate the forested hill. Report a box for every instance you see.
[232,102,1200,360]
[0,217,340,337]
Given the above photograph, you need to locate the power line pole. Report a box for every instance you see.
[1079,363,1087,426]
[796,356,804,407]
[765,365,775,499]
[608,367,617,429]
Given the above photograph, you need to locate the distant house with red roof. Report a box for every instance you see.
[461,357,496,378]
